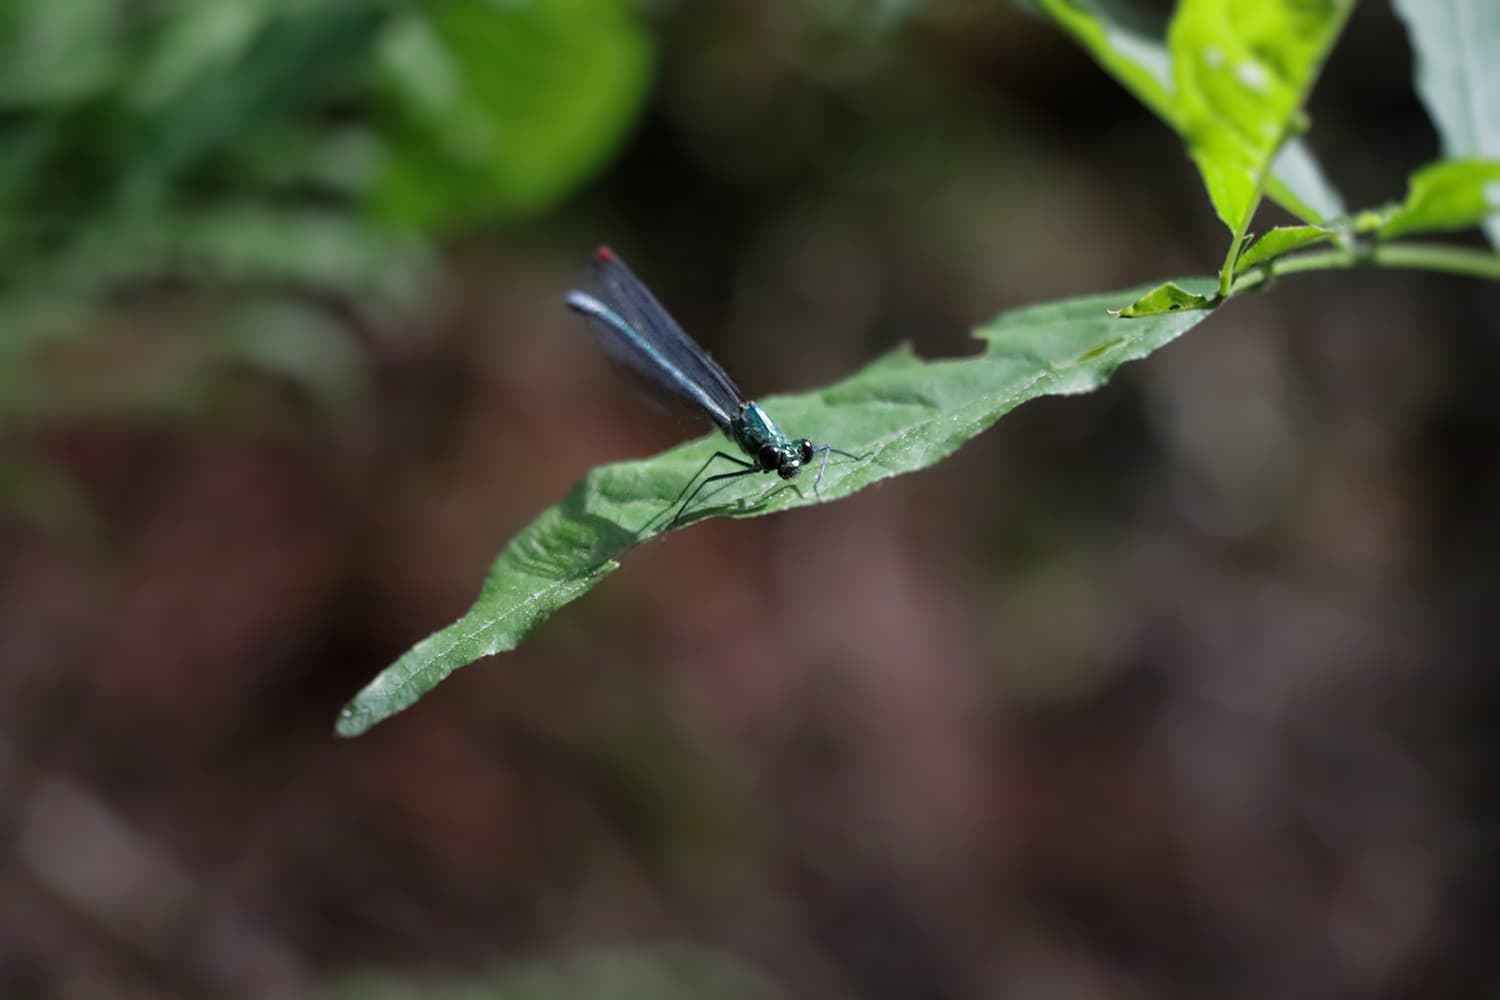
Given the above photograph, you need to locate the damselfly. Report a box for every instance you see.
[566,246,861,528]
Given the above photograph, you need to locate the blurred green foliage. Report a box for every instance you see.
[331,945,782,1000]
[0,0,651,424]
[377,0,651,229]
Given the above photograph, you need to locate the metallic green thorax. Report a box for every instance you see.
[733,402,786,452]
[732,402,809,478]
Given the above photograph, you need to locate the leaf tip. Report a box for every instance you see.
[335,702,373,738]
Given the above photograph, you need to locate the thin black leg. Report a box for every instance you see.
[653,451,757,530]
[669,451,754,506]
[669,465,762,528]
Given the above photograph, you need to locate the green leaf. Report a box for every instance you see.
[120,2,385,204]
[1379,158,1500,240]
[128,4,270,112]
[1108,280,1216,317]
[0,206,431,422]
[336,279,1217,736]
[1391,0,1500,247]
[1167,0,1354,237]
[0,0,117,106]
[1234,223,1336,272]
[374,0,652,230]
[1035,0,1343,223]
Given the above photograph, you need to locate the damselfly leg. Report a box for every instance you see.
[660,451,758,530]
[809,445,866,499]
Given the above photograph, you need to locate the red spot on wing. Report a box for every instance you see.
[593,245,616,263]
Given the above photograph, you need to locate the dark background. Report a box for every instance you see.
[2,1,1497,997]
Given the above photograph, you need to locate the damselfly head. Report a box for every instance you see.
[756,438,814,479]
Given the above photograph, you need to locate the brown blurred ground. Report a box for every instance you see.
[2,3,1498,998]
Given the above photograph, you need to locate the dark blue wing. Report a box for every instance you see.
[566,247,744,430]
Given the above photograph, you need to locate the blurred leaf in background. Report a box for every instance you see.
[375,0,651,230]
[1391,0,1500,248]
[0,0,652,452]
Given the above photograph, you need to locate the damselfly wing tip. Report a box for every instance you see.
[593,245,617,264]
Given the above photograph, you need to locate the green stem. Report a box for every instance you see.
[1228,241,1500,296]
[1218,224,1249,298]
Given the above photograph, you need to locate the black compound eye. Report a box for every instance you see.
[798,439,814,463]
[758,443,780,470]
